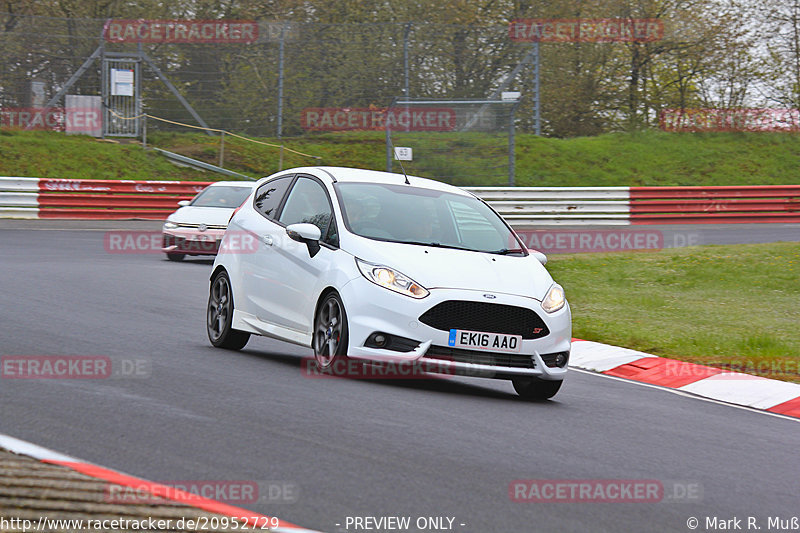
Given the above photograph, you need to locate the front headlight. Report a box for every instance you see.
[356,258,429,299]
[541,284,566,313]
[163,220,178,230]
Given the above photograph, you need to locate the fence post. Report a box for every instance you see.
[509,104,517,186]
[386,123,392,173]
[219,131,225,168]
[277,24,286,139]
[533,41,541,136]
[403,23,411,98]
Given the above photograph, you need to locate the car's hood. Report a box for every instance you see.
[344,237,554,300]
[166,206,235,226]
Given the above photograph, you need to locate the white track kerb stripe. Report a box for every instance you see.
[570,339,800,419]
[570,340,656,372]
[0,433,321,533]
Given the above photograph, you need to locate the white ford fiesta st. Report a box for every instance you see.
[207,167,571,399]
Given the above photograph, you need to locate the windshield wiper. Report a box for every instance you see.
[403,241,473,251]
[488,248,526,255]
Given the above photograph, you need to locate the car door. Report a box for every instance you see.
[270,175,340,334]
[235,175,294,325]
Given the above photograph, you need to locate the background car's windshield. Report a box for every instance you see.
[337,182,520,253]
[191,185,252,208]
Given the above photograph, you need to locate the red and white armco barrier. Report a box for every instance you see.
[1,178,798,223]
[466,186,631,225]
[628,185,800,224]
[468,185,800,225]
[0,177,212,219]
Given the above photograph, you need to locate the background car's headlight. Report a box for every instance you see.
[542,284,566,313]
[356,258,429,299]
[163,221,178,230]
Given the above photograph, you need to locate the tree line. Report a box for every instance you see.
[0,0,798,137]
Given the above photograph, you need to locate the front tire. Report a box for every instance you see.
[207,271,250,350]
[166,253,185,261]
[512,377,562,400]
[313,292,349,371]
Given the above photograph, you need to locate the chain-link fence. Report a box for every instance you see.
[1,14,544,183]
[0,14,534,137]
[384,97,522,185]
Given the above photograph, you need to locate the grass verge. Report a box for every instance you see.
[0,129,214,181]
[2,129,800,186]
[546,242,800,382]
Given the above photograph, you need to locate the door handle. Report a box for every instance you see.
[262,235,273,246]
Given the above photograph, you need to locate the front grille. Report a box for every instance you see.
[176,223,227,230]
[424,345,535,369]
[162,234,219,253]
[419,300,549,339]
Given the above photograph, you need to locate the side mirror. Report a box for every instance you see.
[286,223,322,258]
[529,249,547,265]
[177,200,190,207]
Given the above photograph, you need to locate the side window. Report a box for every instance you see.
[278,177,337,246]
[324,217,339,248]
[253,176,293,220]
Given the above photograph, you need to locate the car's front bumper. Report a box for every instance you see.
[339,276,572,381]
[162,228,225,256]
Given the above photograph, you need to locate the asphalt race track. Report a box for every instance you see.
[1,223,799,532]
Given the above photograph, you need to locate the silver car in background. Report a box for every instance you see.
[162,181,255,261]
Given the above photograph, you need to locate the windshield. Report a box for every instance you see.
[191,185,252,208]
[336,182,524,254]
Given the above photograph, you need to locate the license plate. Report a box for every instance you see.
[448,329,522,353]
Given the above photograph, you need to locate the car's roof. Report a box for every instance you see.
[207,180,256,188]
[272,166,471,197]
